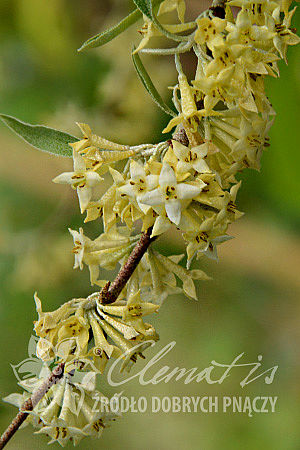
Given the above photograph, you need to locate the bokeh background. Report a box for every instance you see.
[0,1,299,449]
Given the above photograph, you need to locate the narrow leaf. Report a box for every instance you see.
[133,0,188,42]
[78,9,141,52]
[0,114,78,157]
[132,0,152,18]
[132,49,176,117]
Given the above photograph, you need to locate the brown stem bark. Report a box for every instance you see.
[100,227,156,305]
[0,363,65,449]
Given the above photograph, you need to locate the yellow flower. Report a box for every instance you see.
[158,0,186,23]
[69,226,139,285]
[5,368,118,446]
[139,161,206,226]
[172,140,212,174]
[266,6,300,63]
[205,42,246,78]
[53,149,103,213]
[226,8,275,46]
[183,214,232,265]
[228,1,279,25]
[143,248,210,303]
[193,66,236,112]
[94,314,158,373]
[163,73,218,134]
[118,159,159,214]
[195,17,226,50]
[134,18,194,53]
[33,293,73,339]
[56,312,90,360]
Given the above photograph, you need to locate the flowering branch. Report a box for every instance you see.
[0,229,157,447]
[0,363,65,449]
[1,0,299,447]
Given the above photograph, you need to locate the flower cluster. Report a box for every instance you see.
[5,0,298,446]
[54,127,243,269]
[50,0,299,271]
[4,367,119,446]
[33,291,159,374]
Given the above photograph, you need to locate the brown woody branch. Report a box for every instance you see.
[0,363,65,449]
[100,227,156,305]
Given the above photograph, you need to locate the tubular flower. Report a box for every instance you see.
[53,150,103,213]
[33,292,159,373]
[195,17,227,49]
[266,6,300,62]
[4,367,119,447]
[69,226,140,285]
[172,140,212,174]
[140,162,205,226]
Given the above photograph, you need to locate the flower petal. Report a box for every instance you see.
[130,160,145,181]
[52,172,80,185]
[146,174,159,190]
[152,215,171,237]
[77,186,92,213]
[165,200,181,225]
[176,183,202,200]
[73,150,86,172]
[193,159,211,173]
[86,171,103,187]
[139,188,163,206]
[118,184,136,198]
[172,140,189,160]
[159,163,177,187]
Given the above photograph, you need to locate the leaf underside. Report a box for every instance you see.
[0,114,78,157]
[78,8,141,52]
[132,50,176,117]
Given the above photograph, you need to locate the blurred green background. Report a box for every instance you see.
[0,1,299,449]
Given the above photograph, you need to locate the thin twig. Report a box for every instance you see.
[101,228,156,305]
[0,363,65,449]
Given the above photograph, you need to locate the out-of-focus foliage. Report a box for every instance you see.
[0,1,299,449]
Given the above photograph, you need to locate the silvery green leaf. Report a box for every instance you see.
[0,114,78,157]
[132,0,152,18]
[132,50,176,117]
[78,9,141,52]
[133,0,188,42]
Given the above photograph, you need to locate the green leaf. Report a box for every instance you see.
[132,0,188,42]
[132,0,152,18]
[0,114,78,157]
[78,9,141,52]
[132,49,176,117]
